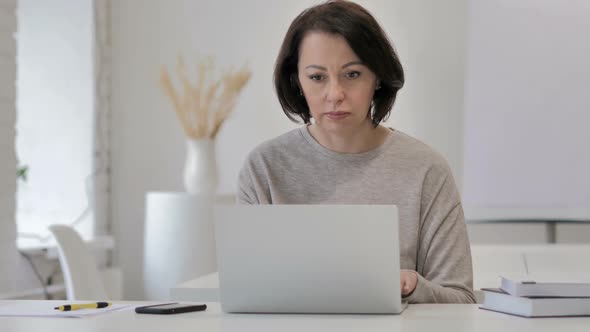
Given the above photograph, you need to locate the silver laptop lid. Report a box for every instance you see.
[214,205,402,314]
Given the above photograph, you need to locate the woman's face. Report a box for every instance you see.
[297,32,379,133]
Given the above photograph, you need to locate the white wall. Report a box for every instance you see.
[0,0,18,293]
[110,0,468,299]
[463,0,590,214]
[384,1,468,187]
[16,0,95,239]
[462,0,590,244]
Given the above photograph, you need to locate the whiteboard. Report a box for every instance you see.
[463,0,590,220]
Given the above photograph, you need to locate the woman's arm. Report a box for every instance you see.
[237,160,259,204]
[404,162,476,304]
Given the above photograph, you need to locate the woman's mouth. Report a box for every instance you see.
[325,111,351,120]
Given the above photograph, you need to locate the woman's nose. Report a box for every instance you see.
[326,80,344,103]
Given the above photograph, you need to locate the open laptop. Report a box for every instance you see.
[214,205,406,314]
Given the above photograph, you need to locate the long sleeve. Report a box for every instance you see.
[404,162,476,304]
[234,128,476,303]
[237,158,259,204]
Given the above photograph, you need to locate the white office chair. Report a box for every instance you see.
[48,224,108,300]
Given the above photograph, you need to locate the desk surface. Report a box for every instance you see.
[171,272,220,301]
[1,301,590,332]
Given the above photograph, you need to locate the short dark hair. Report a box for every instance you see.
[274,0,404,127]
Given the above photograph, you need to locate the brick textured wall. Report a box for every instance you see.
[0,0,18,292]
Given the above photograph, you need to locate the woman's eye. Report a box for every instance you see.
[346,71,361,79]
[309,75,324,81]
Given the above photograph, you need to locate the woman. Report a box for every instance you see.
[237,0,476,304]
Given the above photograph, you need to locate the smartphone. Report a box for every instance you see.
[135,302,207,315]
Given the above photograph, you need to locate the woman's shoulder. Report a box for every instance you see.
[389,130,453,173]
[245,127,305,162]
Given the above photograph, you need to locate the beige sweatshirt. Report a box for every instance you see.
[237,126,476,304]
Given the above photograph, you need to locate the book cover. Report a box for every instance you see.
[480,288,590,318]
[501,275,590,297]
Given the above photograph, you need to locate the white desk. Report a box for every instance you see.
[171,272,220,301]
[1,300,590,332]
[171,273,488,305]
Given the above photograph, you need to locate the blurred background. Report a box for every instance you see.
[1,0,588,301]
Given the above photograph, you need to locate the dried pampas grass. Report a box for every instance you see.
[159,55,251,139]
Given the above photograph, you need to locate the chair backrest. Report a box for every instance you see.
[48,224,108,300]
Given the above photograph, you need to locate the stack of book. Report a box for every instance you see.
[480,275,590,317]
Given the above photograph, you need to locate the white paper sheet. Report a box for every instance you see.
[0,301,130,318]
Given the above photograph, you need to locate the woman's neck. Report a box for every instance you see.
[308,122,391,154]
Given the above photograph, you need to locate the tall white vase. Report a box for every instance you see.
[183,138,218,195]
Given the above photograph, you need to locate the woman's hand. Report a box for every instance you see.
[400,269,418,296]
